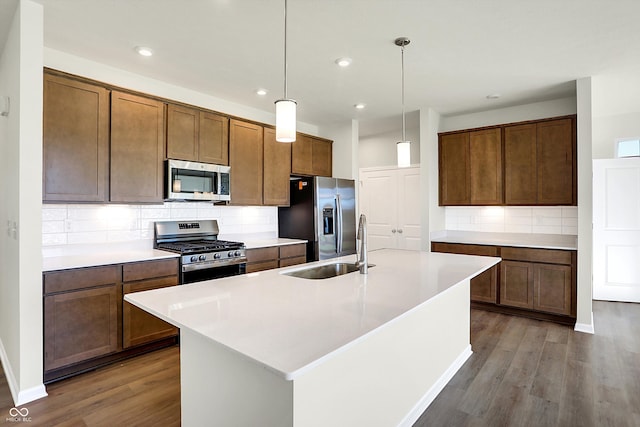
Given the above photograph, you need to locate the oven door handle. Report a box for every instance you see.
[182,258,247,272]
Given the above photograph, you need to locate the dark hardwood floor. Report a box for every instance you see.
[0,301,638,426]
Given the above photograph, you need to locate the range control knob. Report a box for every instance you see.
[213,253,221,259]
[228,251,235,257]
[234,251,241,257]
[190,256,198,262]
[198,255,206,261]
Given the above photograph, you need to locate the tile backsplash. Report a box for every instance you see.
[42,203,278,246]
[445,206,578,235]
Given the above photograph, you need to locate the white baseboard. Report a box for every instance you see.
[399,344,473,427]
[0,338,48,406]
[574,310,595,334]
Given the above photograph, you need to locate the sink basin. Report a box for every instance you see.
[282,262,374,280]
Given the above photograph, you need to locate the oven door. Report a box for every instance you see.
[181,259,246,284]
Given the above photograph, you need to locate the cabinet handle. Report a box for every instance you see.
[391,229,397,233]
[398,229,403,234]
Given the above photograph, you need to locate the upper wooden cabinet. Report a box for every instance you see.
[229,119,264,205]
[166,103,229,165]
[43,73,110,202]
[263,127,291,206]
[504,118,575,205]
[110,91,166,203]
[439,115,576,207]
[439,128,502,205]
[292,134,332,177]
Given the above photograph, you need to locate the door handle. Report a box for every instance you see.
[397,229,403,234]
[391,229,396,233]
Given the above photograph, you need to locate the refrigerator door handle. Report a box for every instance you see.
[335,194,342,254]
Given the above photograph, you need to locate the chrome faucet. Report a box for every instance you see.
[356,214,368,274]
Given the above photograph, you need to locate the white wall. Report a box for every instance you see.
[439,97,577,132]
[359,111,420,169]
[0,0,47,405]
[321,119,358,180]
[592,66,640,159]
[419,108,442,250]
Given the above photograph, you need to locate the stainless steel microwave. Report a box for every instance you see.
[166,159,230,202]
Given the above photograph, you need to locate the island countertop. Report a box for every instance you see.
[125,248,500,380]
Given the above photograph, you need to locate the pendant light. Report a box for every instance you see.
[395,37,411,167]
[275,0,296,142]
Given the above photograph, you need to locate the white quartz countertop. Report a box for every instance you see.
[430,230,577,250]
[241,238,307,249]
[42,241,179,272]
[125,249,500,380]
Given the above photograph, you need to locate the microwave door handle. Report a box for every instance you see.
[335,194,342,254]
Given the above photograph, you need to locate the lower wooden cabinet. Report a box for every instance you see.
[122,259,179,349]
[43,258,179,382]
[246,243,307,273]
[431,242,576,324]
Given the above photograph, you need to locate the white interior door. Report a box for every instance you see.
[593,158,640,302]
[396,168,421,250]
[359,170,397,250]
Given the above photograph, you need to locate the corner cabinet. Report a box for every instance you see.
[431,242,576,325]
[229,119,264,205]
[166,103,229,165]
[43,72,110,202]
[292,134,332,177]
[110,91,166,203]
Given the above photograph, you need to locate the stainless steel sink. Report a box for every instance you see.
[282,262,374,280]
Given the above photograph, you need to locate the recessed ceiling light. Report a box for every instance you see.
[354,103,366,109]
[335,57,352,67]
[486,94,501,99]
[256,89,268,96]
[135,46,154,57]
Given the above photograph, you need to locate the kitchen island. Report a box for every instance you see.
[125,249,500,426]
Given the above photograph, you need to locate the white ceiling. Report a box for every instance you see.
[6,0,640,131]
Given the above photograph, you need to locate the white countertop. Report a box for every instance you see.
[125,249,500,380]
[430,230,577,250]
[241,238,307,250]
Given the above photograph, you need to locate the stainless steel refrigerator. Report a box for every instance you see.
[278,176,356,261]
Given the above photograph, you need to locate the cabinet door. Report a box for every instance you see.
[499,260,534,309]
[110,91,165,203]
[469,128,503,205]
[536,119,574,205]
[43,73,109,202]
[263,127,291,206]
[439,132,470,205]
[199,111,229,165]
[44,284,120,371]
[123,277,179,348]
[291,134,313,175]
[311,138,332,177]
[533,263,572,315]
[229,119,264,205]
[166,103,199,161]
[504,124,537,205]
[359,169,398,250]
[396,167,422,250]
[246,247,279,273]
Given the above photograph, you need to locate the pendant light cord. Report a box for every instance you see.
[283,0,288,100]
[401,42,406,142]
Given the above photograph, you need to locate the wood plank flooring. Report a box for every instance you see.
[0,301,638,426]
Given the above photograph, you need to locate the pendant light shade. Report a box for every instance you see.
[275,98,297,142]
[395,37,411,167]
[275,0,296,142]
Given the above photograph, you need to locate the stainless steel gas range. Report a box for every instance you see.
[154,219,246,284]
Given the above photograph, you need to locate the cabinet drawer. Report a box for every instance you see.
[279,244,306,259]
[246,260,279,273]
[44,265,120,295]
[501,247,572,265]
[122,258,179,282]
[246,247,279,263]
[279,256,306,268]
[431,242,498,257]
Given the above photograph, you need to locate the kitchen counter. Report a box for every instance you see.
[42,241,178,272]
[430,230,577,250]
[125,249,500,426]
[240,237,307,249]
